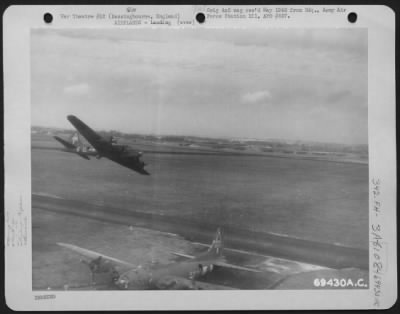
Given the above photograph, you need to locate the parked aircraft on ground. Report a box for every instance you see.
[58,228,260,290]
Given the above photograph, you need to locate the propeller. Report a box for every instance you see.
[198,263,214,276]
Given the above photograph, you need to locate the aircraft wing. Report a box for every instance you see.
[213,261,262,273]
[54,136,91,160]
[57,242,136,270]
[54,136,76,150]
[171,252,195,259]
[67,115,104,151]
[112,155,150,175]
[172,252,261,273]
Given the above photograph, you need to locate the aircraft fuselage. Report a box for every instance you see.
[67,115,149,175]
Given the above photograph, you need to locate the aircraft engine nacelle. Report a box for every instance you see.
[198,264,214,276]
[103,135,117,144]
[85,256,113,274]
[87,258,102,273]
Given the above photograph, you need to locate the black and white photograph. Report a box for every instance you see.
[4,5,396,310]
[31,27,369,291]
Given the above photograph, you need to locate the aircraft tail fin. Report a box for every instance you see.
[70,132,83,147]
[207,228,223,257]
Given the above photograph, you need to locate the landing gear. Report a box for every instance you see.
[81,258,98,285]
[111,268,120,283]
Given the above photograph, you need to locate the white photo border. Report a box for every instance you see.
[3,5,397,310]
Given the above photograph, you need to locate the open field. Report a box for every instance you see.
[32,134,369,289]
[34,208,338,290]
[33,135,369,249]
[32,132,368,164]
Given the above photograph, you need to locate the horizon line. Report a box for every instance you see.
[31,124,368,147]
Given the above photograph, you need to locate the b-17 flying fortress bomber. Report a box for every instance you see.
[66,115,149,175]
[58,228,260,290]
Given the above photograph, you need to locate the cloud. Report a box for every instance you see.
[63,83,90,96]
[31,28,367,144]
[241,90,272,104]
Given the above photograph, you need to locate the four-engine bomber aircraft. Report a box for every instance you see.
[57,228,261,290]
[54,133,98,160]
[67,115,149,175]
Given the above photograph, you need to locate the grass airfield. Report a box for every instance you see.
[32,135,369,290]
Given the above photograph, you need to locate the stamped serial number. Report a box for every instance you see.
[313,278,367,288]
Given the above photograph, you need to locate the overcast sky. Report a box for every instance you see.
[31,28,367,144]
